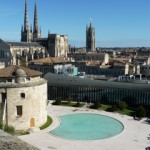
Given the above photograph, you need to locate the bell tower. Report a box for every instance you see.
[86,19,96,51]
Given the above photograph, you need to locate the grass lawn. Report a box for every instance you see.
[119,109,135,116]
[99,104,111,111]
[98,104,135,116]
[40,116,53,130]
[54,101,84,107]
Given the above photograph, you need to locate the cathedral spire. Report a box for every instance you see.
[21,0,33,42]
[24,0,29,31]
[90,18,92,28]
[33,0,41,41]
[33,0,38,32]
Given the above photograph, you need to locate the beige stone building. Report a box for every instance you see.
[0,39,47,67]
[21,0,69,58]
[0,65,47,131]
[68,52,109,64]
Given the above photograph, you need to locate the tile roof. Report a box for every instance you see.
[0,65,42,78]
[29,57,71,64]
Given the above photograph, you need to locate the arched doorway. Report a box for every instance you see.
[30,118,35,127]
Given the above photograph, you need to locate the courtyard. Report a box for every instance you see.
[19,103,150,150]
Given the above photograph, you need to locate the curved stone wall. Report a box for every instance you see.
[5,79,47,130]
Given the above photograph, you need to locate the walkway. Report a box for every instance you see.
[19,103,150,150]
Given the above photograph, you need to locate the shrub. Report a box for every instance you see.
[118,101,126,111]
[53,98,62,105]
[110,105,118,112]
[92,100,101,109]
[67,96,73,104]
[75,102,81,107]
[4,125,15,135]
[0,121,3,129]
[135,106,146,119]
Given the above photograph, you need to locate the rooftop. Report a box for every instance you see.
[0,65,42,78]
[6,41,43,47]
[29,57,72,65]
[44,73,150,91]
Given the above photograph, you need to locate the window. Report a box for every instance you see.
[16,106,22,116]
[7,79,12,82]
[21,93,25,98]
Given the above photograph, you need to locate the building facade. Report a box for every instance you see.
[28,57,77,76]
[44,73,150,107]
[0,39,47,67]
[0,65,47,131]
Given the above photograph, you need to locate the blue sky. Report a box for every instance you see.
[0,0,150,47]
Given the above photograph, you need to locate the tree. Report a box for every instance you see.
[92,100,101,109]
[53,98,62,105]
[135,106,146,119]
[118,101,126,111]
[110,105,118,112]
[67,96,73,104]
[75,102,81,107]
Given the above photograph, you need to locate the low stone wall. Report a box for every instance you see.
[0,130,39,150]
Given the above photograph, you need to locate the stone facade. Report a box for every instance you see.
[68,53,109,64]
[86,21,96,51]
[0,66,47,131]
[47,34,69,57]
[0,39,48,67]
[28,57,76,76]
[21,0,69,57]
[21,0,41,42]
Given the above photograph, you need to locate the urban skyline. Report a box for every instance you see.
[1,0,150,47]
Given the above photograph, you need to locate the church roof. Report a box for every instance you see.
[6,41,43,47]
[0,65,42,78]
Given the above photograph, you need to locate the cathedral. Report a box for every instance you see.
[0,0,69,67]
[21,0,41,42]
[86,20,96,51]
[21,0,69,57]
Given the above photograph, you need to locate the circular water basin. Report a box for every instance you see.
[49,113,124,140]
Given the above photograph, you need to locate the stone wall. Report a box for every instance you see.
[6,81,47,130]
[0,130,39,150]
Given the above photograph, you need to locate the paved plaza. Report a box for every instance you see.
[19,103,150,150]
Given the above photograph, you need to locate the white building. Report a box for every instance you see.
[0,65,47,131]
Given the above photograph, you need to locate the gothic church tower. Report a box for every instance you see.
[86,20,96,51]
[21,0,33,42]
[33,1,41,41]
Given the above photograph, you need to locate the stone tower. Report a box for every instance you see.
[21,0,33,42]
[33,1,41,41]
[86,20,96,51]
